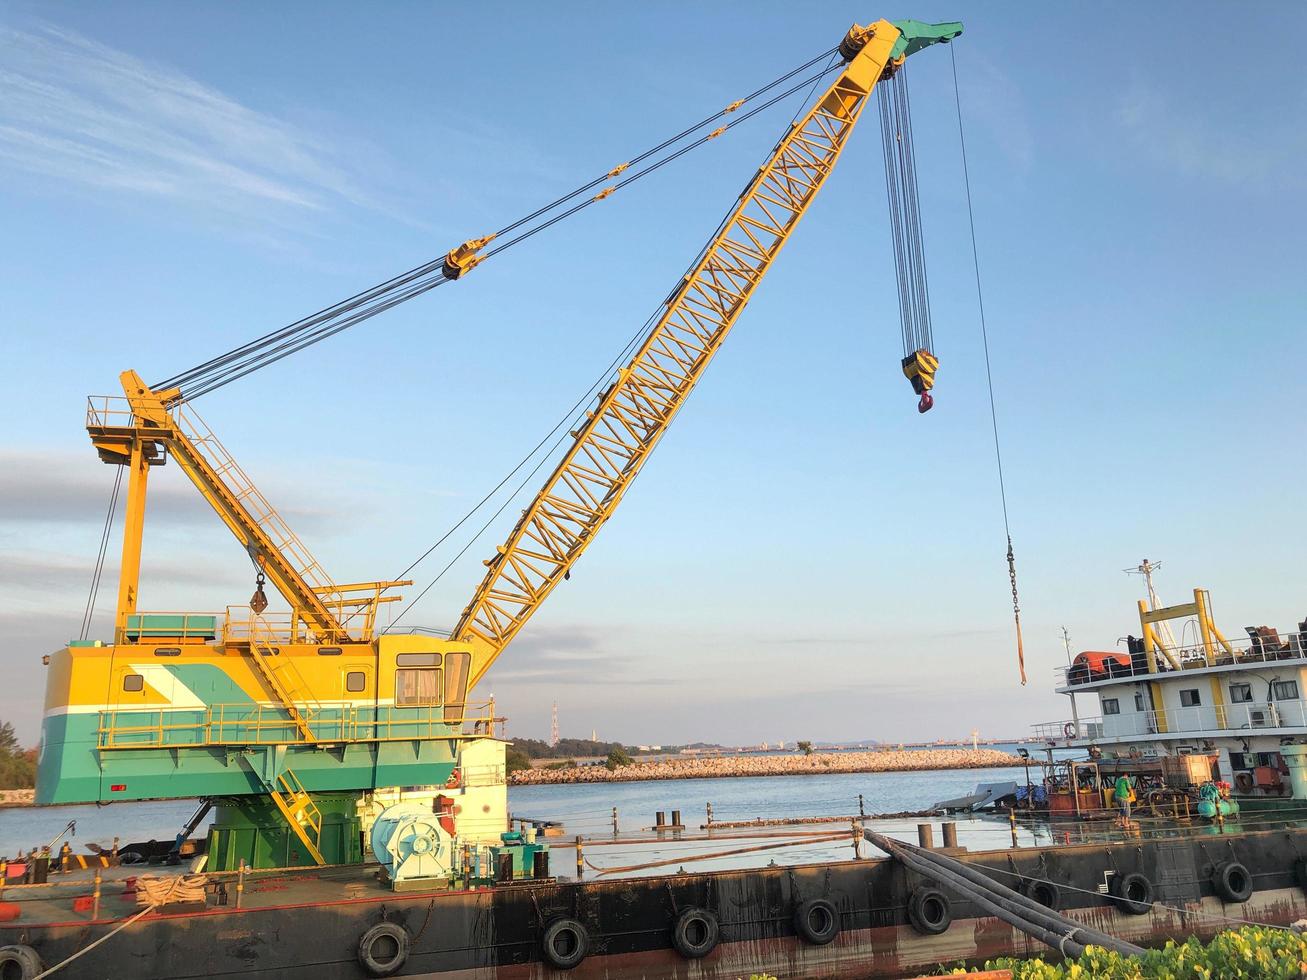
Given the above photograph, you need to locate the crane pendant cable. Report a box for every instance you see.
[950,45,1026,685]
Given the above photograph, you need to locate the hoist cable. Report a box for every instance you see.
[387,298,663,629]
[877,62,933,359]
[950,44,1025,685]
[155,48,839,401]
[80,465,124,641]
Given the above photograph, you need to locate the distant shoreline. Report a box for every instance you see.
[0,789,36,808]
[510,748,1025,785]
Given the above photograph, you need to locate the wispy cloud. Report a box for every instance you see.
[955,52,1034,171]
[0,449,340,529]
[0,22,382,218]
[1116,78,1306,187]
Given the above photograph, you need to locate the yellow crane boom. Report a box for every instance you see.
[454,18,960,688]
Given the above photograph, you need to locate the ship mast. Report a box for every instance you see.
[1126,558,1180,658]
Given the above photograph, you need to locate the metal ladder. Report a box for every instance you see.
[268,768,326,866]
[245,618,320,743]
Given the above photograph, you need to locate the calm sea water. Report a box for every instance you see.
[0,761,1068,863]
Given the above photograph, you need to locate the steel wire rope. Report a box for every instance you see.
[385,65,844,623]
[79,465,125,641]
[155,48,837,399]
[177,64,844,402]
[949,43,1025,684]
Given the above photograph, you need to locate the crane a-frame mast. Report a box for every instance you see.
[453,18,961,688]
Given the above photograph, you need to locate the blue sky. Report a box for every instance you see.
[2,3,1305,746]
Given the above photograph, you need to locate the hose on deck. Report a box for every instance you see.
[863,829,1147,959]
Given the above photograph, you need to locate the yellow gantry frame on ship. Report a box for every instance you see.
[90,18,960,696]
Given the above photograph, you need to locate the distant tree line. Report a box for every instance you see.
[510,737,644,760]
[0,721,36,790]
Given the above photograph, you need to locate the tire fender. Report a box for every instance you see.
[0,946,44,980]
[1211,861,1253,903]
[1021,877,1062,911]
[907,887,952,936]
[541,917,589,971]
[793,897,840,945]
[1110,871,1154,915]
[357,922,410,977]
[671,907,719,959]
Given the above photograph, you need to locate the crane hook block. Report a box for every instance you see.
[902,348,938,391]
[443,234,496,280]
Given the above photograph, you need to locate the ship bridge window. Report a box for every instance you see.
[396,668,442,706]
[1273,680,1299,701]
[153,648,181,657]
[1179,689,1202,707]
[122,673,144,692]
[1230,683,1253,703]
[1102,698,1120,715]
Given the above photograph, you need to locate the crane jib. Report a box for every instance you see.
[453,19,962,689]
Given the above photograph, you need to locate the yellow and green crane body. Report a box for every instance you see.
[35,17,961,870]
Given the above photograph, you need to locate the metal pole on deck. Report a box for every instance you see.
[575,836,584,880]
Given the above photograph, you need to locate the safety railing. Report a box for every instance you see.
[1056,631,1307,688]
[1035,698,1307,742]
[86,395,137,429]
[96,701,500,750]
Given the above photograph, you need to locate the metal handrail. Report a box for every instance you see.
[1035,696,1307,741]
[96,701,500,750]
[1057,632,1307,687]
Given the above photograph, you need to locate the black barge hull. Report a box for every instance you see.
[4,827,1304,978]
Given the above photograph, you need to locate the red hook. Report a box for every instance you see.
[917,391,934,414]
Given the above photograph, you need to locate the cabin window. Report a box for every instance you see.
[1179,689,1201,707]
[397,653,441,667]
[346,671,367,693]
[122,674,144,692]
[443,652,471,723]
[1102,698,1120,715]
[1273,680,1300,701]
[318,647,343,657]
[396,668,442,706]
[1134,692,1146,712]
[154,648,181,657]
[1229,683,1253,703]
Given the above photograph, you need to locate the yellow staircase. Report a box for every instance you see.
[269,768,326,866]
[245,618,320,743]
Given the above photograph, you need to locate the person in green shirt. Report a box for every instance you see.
[1115,774,1134,822]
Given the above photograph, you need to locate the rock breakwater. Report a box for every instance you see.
[510,748,1023,785]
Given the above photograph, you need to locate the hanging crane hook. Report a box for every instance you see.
[250,571,268,615]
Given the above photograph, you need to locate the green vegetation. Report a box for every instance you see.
[505,746,532,776]
[0,721,36,790]
[796,740,813,757]
[947,927,1307,978]
[605,746,633,770]
[512,737,634,760]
